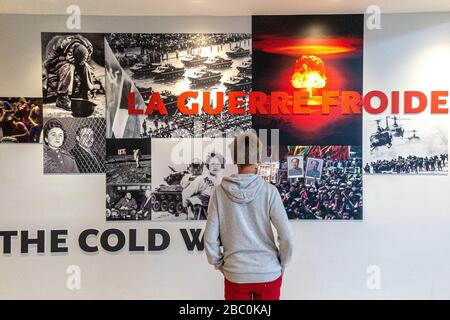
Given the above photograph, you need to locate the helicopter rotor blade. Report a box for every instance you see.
[388,116,412,120]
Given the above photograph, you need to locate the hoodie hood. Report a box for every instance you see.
[220,173,265,204]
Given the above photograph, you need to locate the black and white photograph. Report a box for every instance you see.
[41,33,106,118]
[151,138,236,221]
[105,33,252,139]
[258,164,271,182]
[262,145,363,220]
[258,162,279,183]
[43,117,106,174]
[106,184,152,221]
[364,114,448,175]
[0,97,43,143]
[106,138,151,184]
[287,156,304,178]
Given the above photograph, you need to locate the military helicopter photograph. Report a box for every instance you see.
[388,116,410,138]
[369,118,393,151]
[405,129,421,142]
[364,111,447,176]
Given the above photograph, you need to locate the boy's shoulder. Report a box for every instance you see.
[259,178,278,196]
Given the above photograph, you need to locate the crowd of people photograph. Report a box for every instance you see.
[273,156,363,220]
[365,154,448,174]
[0,97,42,143]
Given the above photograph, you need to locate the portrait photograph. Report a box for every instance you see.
[287,156,304,178]
[305,157,324,180]
[43,117,106,174]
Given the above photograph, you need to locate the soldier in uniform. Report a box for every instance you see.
[43,119,79,174]
[42,34,99,111]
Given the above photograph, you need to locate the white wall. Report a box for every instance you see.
[0,13,449,299]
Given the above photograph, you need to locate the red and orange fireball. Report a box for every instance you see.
[291,55,327,92]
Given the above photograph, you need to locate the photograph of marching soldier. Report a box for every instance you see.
[364,113,448,175]
[104,33,252,139]
[43,117,105,174]
[261,145,363,220]
[150,138,236,221]
[0,97,43,143]
[106,184,151,221]
[41,33,106,118]
[106,138,151,184]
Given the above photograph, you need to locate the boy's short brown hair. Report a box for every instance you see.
[231,132,262,168]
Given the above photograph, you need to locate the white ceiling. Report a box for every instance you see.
[1,0,450,16]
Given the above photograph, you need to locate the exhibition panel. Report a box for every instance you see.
[0,11,449,300]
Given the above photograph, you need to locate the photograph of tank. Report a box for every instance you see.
[0,97,43,143]
[106,184,152,221]
[104,33,252,139]
[263,145,363,220]
[364,114,448,175]
[106,138,151,184]
[41,33,106,118]
[150,138,236,221]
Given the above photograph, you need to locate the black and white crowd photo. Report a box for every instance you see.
[364,113,448,175]
[104,33,252,139]
[106,138,151,184]
[150,138,236,221]
[41,33,106,118]
[0,97,43,143]
[43,117,106,174]
[260,146,363,220]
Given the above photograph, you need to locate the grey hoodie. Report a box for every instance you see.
[204,173,294,283]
